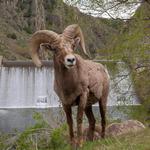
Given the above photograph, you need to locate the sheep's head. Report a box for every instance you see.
[30,24,89,69]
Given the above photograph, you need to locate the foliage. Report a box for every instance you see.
[0,112,69,150]
[111,3,150,100]
[23,26,32,34]
[110,3,150,60]
[7,33,17,39]
[15,112,50,150]
[0,118,149,150]
[107,3,150,125]
[49,124,69,150]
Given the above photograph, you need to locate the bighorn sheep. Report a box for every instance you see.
[30,24,110,147]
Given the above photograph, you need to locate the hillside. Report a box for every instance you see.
[0,0,121,60]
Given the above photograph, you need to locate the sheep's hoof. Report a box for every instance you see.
[70,138,78,149]
[101,132,105,139]
[83,126,101,141]
[87,135,94,141]
[77,138,84,148]
[71,144,77,150]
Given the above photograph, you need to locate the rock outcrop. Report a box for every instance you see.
[83,120,146,140]
[31,0,45,31]
[106,120,145,136]
[0,0,45,31]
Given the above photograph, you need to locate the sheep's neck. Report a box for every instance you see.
[53,55,79,93]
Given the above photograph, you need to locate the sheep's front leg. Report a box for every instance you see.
[77,91,88,147]
[63,105,75,145]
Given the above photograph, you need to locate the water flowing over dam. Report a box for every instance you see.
[0,61,139,108]
[0,67,58,108]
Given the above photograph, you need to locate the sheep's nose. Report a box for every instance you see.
[64,54,76,68]
[67,58,75,63]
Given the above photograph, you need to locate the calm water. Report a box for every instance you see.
[0,105,140,133]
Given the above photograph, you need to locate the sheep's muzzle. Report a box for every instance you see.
[64,54,76,69]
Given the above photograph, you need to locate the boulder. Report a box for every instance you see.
[83,126,101,140]
[83,120,145,140]
[106,120,145,137]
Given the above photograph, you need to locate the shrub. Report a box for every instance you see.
[23,27,32,34]
[7,33,17,39]
[50,124,68,150]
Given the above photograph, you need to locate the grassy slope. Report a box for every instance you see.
[0,122,149,150]
[0,18,30,60]
[49,127,150,150]
[82,129,150,150]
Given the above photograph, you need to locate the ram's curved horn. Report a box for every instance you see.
[30,30,60,67]
[62,24,90,58]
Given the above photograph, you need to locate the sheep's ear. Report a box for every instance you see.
[73,37,80,50]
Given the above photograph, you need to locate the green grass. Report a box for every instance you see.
[0,113,149,150]
[81,128,150,150]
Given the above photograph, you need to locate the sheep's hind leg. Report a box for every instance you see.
[85,105,96,141]
[63,105,76,146]
[99,99,107,138]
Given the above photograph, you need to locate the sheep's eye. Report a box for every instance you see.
[48,45,57,52]
[45,45,51,49]
[50,47,57,51]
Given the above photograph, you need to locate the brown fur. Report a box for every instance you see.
[30,24,110,147]
[54,54,109,145]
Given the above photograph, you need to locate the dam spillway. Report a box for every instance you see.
[0,60,139,108]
